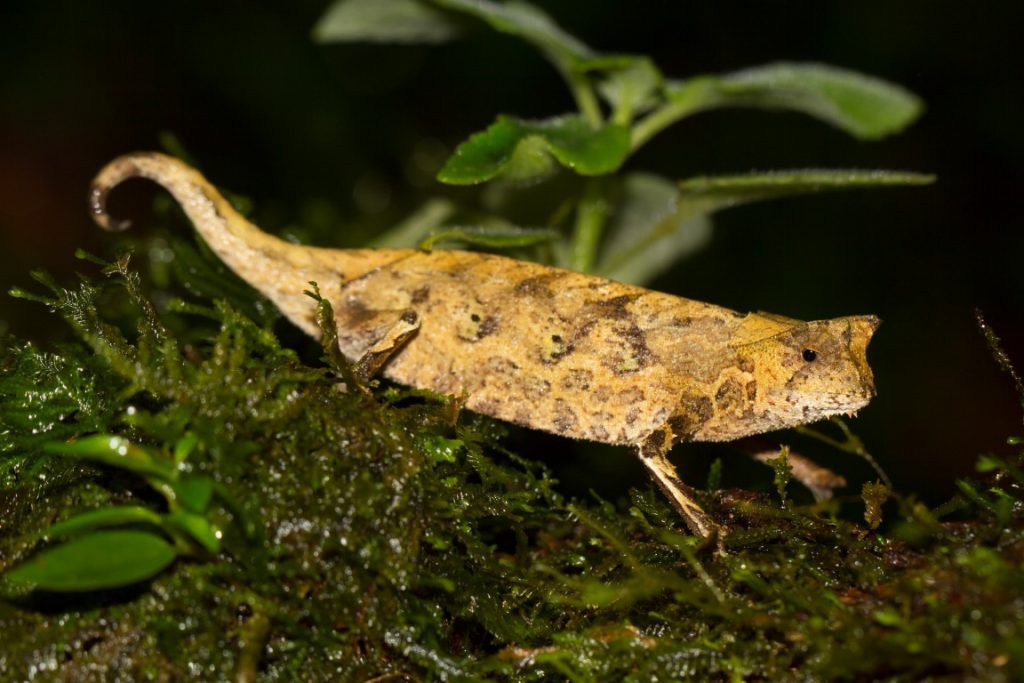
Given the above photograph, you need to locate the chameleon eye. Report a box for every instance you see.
[802,348,818,362]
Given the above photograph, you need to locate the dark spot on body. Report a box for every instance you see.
[458,313,499,342]
[477,315,498,338]
[647,430,666,448]
[602,325,651,376]
[595,294,637,320]
[589,424,610,441]
[613,323,653,374]
[625,407,641,424]
[410,286,430,304]
[515,274,561,298]
[617,387,645,405]
[746,380,758,400]
[474,398,500,417]
[738,357,755,373]
[715,378,746,411]
[668,414,693,439]
[541,333,573,364]
[340,298,374,325]
[562,368,593,391]
[682,394,714,424]
[553,400,578,434]
[669,394,714,438]
[521,377,551,399]
[400,310,418,325]
[486,356,519,374]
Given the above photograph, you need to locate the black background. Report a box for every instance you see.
[2,1,1022,503]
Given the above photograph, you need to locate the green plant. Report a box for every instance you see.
[4,433,223,592]
[316,0,931,283]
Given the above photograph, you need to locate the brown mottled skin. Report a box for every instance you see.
[90,153,880,540]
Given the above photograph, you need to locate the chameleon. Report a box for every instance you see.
[89,152,879,541]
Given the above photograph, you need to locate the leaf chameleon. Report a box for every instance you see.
[90,153,879,541]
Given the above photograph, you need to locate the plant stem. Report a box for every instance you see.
[569,178,609,273]
[796,418,893,489]
[630,88,716,152]
[565,68,603,128]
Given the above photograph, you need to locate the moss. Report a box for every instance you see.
[1,255,1023,681]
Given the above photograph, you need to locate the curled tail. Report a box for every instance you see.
[89,152,409,337]
[90,151,291,259]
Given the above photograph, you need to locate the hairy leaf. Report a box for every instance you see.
[666,62,923,141]
[313,0,463,44]
[675,169,935,220]
[418,225,560,250]
[582,55,664,121]
[432,0,593,64]
[438,115,629,185]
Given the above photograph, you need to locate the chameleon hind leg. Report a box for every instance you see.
[637,427,720,542]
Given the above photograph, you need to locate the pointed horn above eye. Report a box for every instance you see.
[851,315,882,336]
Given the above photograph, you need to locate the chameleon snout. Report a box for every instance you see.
[848,314,881,398]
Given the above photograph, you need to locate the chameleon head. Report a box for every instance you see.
[697,313,881,440]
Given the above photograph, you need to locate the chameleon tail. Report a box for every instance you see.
[89,152,408,337]
[89,152,298,272]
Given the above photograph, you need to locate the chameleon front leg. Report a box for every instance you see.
[637,436,718,540]
[348,310,421,383]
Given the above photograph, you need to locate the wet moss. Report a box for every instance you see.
[2,256,1023,681]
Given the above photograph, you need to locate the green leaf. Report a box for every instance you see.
[581,55,664,122]
[419,435,463,463]
[173,432,199,465]
[706,458,722,493]
[167,511,221,554]
[6,530,178,592]
[418,225,560,250]
[43,435,177,482]
[669,62,924,140]
[675,169,935,220]
[173,475,215,514]
[594,173,711,285]
[976,455,1003,473]
[633,62,925,151]
[431,0,593,64]
[313,0,463,44]
[43,506,165,540]
[438,115,630,185]
[873,608,904,627]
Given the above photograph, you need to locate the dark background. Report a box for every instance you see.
[2,1,1022,504]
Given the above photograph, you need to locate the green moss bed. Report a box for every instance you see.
[1,252,1022,682]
